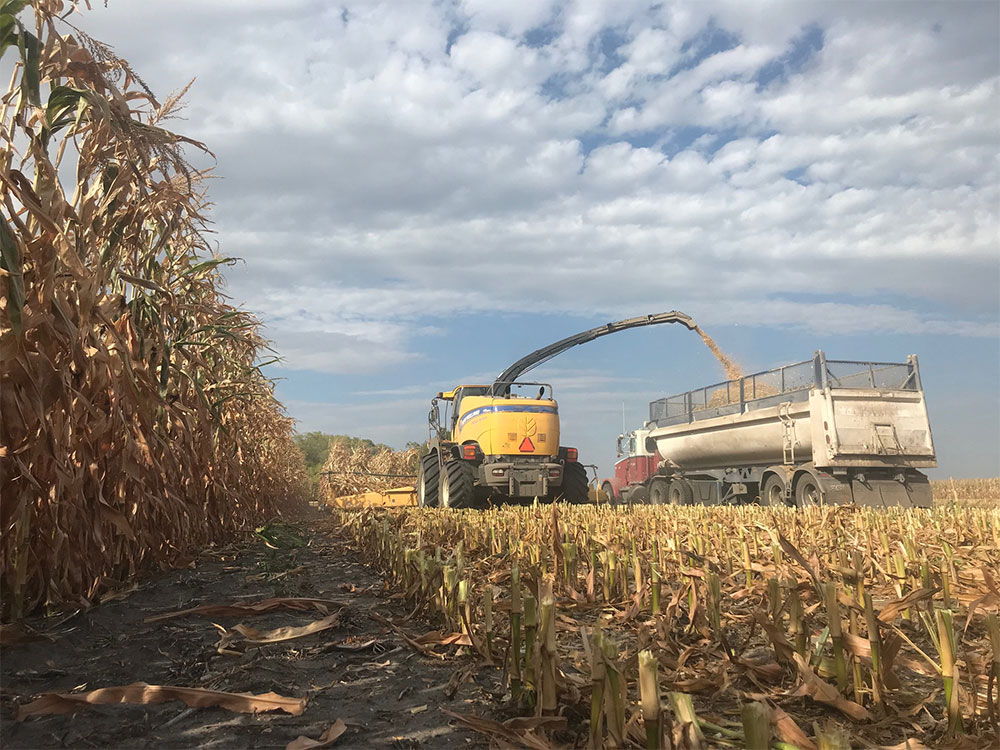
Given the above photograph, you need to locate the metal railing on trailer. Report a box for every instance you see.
[648,350,922,428]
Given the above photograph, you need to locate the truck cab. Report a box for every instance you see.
[603,426,660,503]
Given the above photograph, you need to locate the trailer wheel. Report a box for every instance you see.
[668,479,693,505]
[601,482,616,504]
[648,478,670,505]
[560,462,590,504]
[418,454,440,507]
[440,460,475,509]
[795,476,821,507]
[761,475,788,506]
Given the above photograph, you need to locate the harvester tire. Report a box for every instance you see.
[648,477,670,505]
[441,459,475,509]
[418,454,440,507]
[561,461,590,504]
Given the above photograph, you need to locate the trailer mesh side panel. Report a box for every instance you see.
[649,354,920,427]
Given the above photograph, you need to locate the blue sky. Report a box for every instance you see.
[76,1,999,478]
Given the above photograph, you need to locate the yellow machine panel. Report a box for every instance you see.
[328,486,417,509]
[454,395,560,457]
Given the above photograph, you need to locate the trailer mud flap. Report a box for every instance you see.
[814,476,852,505]
[850,475,931,508]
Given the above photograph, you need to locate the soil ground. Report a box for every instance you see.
[1,511,499,749]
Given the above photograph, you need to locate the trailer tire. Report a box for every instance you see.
[648,478,670,505]
[668,479,693,506]
[440,460,475,509]
[761,475,788,506]
[561,462,590,504]
[418,454,440,507]
[795,476,821,507]
[601,482,616,504]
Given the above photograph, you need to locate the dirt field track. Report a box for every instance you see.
[1,511,494,749]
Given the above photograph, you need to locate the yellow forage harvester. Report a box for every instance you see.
[417,312,698,509]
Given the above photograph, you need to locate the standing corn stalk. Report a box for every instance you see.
[0,1,307,621]
[936,608,964,737]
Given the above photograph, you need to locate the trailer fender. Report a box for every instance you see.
[792,465,853,506]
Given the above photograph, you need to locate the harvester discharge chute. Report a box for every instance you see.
[418,312,696,508]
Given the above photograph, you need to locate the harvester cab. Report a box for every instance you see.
[418,311,697,509]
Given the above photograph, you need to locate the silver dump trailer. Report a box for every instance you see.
[642,351,936,507]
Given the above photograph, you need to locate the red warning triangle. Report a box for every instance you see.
[519,436,534,452]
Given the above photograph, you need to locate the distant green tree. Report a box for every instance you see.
[293,432,336,474]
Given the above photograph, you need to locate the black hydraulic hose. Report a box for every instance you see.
[491,311,697,395]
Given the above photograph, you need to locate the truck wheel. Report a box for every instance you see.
[440,460,475,509]
[668,479,693,505]
[417,454,440,507]
[795,476,821,507]
[601,481,616,504]
[560,462,590,504]
[761,475,788,506]
[627,484,649,504]
[648,478,670,505]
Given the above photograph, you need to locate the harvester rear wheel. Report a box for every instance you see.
[417,454,440,507]
[648,477,670,505]
[440,459,475,509]
[560,461,590,504]
[668,479,693,505]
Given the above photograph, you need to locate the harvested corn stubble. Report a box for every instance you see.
[337,502,1000,748]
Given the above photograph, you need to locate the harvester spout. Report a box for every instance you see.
[491,310,697,395]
